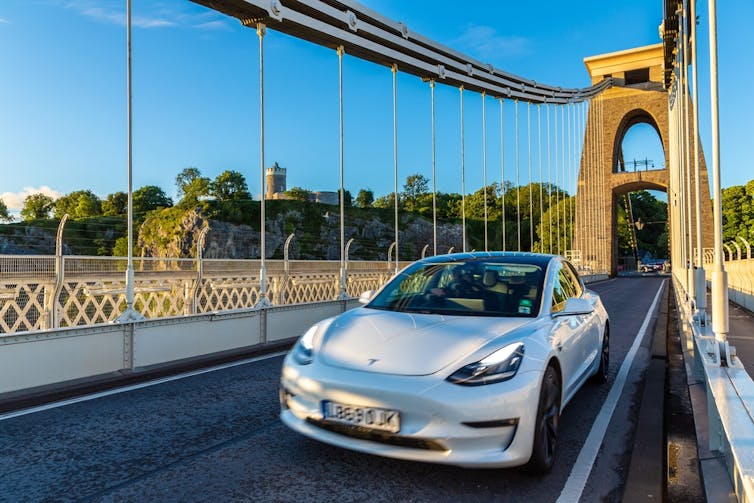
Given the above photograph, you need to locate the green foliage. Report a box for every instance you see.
[0,198,11,222]
[402,174,429,212]
[176,167,210,206]
[211,170,250,202]
[21,193,54,221]
[53,190,102,219]
[722,184,754,243]
[285,186,312,202]
[134,185,173,216]
[102,191,127,215]
[355,189,374,208]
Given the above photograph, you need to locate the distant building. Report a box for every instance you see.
[264,162,339,205]
[265,162,287,199]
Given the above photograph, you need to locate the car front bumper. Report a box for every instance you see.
[279,355,543,468]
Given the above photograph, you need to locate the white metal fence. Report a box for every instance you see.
[0,255,400,334]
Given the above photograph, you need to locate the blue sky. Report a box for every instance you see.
[0,0,751,213]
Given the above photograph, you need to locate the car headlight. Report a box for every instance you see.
[447,342,525,386]
[291,325,318,365]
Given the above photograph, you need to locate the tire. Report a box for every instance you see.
[591,324,609,384]
[527,365,561,473]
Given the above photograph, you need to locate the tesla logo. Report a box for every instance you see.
[367,358,379,366]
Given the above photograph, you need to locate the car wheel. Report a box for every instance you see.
[592,325,609,384]
[527,365,560,473]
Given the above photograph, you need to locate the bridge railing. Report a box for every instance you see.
[0,255,407,334]
[701,242,754,311]
[673,273,754,501]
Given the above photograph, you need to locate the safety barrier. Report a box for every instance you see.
[0,255,400,334]
[0,299,357,396]
[673,274,754,502]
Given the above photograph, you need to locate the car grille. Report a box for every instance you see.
[306,418,448,452]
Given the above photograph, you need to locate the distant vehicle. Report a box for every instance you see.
[280,252,610,472]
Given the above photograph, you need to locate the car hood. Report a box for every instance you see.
[318,307,531,376]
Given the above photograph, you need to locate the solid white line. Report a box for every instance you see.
[0,350,288,422]
[557,280,665,503]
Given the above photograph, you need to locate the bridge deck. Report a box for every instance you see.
[0,278,701,501]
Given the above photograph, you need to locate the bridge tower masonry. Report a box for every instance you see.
[575,43,714,275]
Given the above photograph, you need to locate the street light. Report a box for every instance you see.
[634,218,667,231]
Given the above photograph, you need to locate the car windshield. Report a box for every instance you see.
[368,260,544,317]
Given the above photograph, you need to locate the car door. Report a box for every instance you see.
[564,261,601,373]
[549,261,584,398]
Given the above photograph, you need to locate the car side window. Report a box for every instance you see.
[551,264,569,313]
[551,261,582,313]
[563,261,583,298]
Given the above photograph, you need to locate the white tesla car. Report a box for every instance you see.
[280,252,609,472]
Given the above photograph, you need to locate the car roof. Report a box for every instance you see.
[418,251,557,269]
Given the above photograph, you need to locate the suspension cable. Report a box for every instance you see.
[528,102,534,250]
[392,63,399,272]
[337,46,346,298]
[460,86,466,252]
[482,91,488,251]
[430,79,437,256]
[515,99,521,252]
[547,103,552,254]
[500,98,506,251]
[554,104,561,255]
[538,104,544,253]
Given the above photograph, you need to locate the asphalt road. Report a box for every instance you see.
[0,278,666,503]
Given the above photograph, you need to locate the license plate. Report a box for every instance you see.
[322,401,400,433]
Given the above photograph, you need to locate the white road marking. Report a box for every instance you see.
[0,351,288,421]
[557,280,665,503]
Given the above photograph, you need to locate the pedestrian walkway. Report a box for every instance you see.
[727,300,754,371]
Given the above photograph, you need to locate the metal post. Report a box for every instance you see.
[691,0,707,316]
[254,22,272,309]
[191,225,209,314]
[527,102,533,250]
[500,98,506,251]
[738,236,751,260]
[341,237,354,299]
[707,0,728,343]
[387,241,396,266]
[515,99,521,252]
[117,0,144,323]
[392,64,399,273]
[430,79,437,256]
[49,214,68,328]
[282,232,295,304]
[547,103,552,254]
[421,244,429,259]
[538,104,544,253]
[460,86,466,252]
[338,46,347,300]
[482,92,488,251]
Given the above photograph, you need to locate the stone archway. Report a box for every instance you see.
[574,44,714,275]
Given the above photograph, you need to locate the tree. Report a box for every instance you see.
[373,192,397,209]
[402,173,430,212]
[211,170,250,202]
[102,192,128,215]
[53,190,101,219]
[133,185,173,215]
[285,186,312,202]
[176,167,210,205]
[21,193,54,221]
[0,198,11,222]
[355,189,374,208]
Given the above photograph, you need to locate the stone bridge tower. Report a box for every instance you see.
[574,44,714,275]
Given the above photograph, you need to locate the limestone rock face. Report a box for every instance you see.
[136,207,466,260]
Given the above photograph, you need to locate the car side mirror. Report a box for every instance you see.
[359,290,375,305]
[552,297,594,317]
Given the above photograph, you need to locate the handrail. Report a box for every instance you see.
[674,275,754,501]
